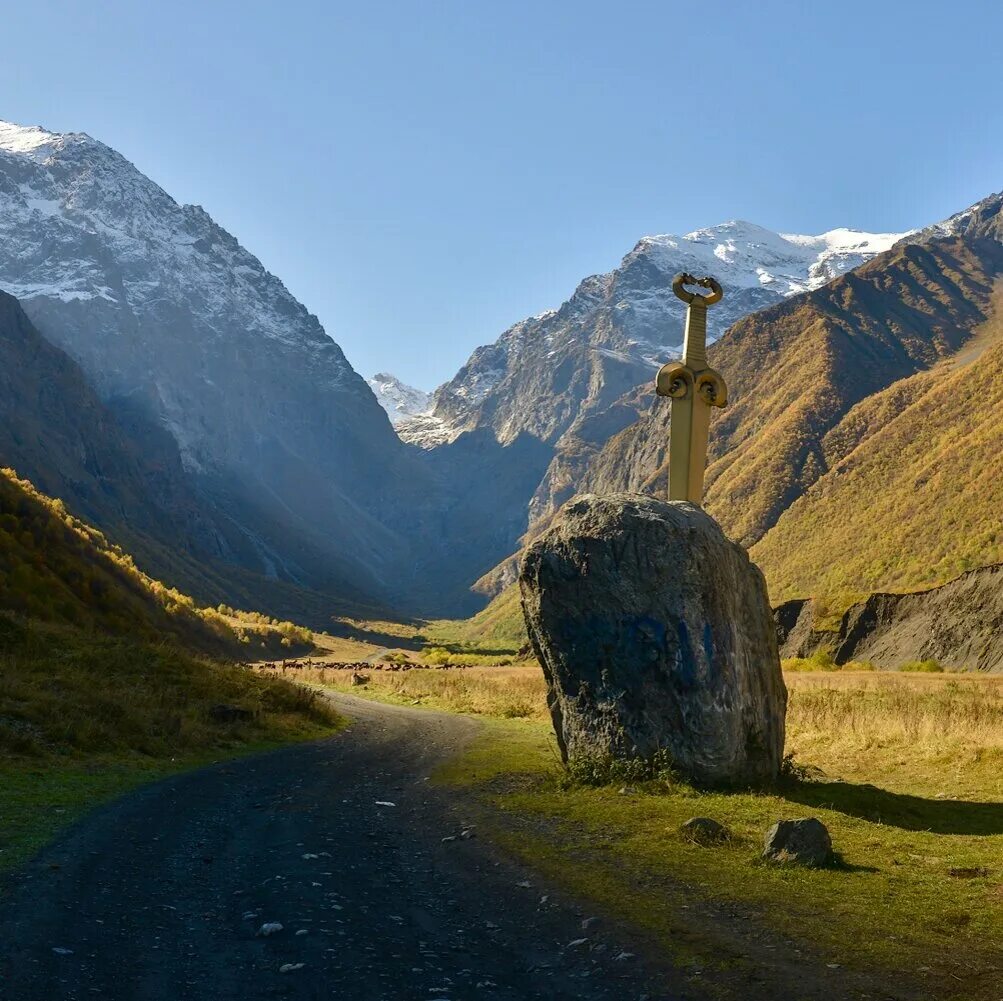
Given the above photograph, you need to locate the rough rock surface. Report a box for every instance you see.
[775,563,1003,672]
[763,818,832,867]
[519,493,787,786]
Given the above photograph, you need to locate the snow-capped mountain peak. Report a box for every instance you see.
[639,220,906,298]
[400,218,907,451]
[367,373,431,426]
[0,117,380,473]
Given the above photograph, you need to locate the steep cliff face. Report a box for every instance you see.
[0,288,204,554]
[0,289,394,621]
[776,563,1003,672]
[0,119,437,611]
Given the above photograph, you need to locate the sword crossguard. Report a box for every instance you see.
[655,361,692,399]
[672,273,723,306]
[696,368,728,408]
[655,362,728,408]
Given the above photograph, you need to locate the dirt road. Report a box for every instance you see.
[0,695,697,1000]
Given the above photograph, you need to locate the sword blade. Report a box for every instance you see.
[669,390,711,505]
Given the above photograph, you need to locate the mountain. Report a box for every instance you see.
[0,287,398,624]
[0,119,445,614]
[404,221,903,450]
[367,373,431,425]
[749,282,1003,607]
[396,220,904,598]
[579,193,1003,613]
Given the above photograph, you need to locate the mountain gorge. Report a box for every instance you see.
[0,120,450,617]
[3,115,1001,633]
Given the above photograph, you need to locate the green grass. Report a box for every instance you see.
[436,720,1002,1001]
[420,585,527,655]
[321,665,1003,1000]
[0,621,342,877]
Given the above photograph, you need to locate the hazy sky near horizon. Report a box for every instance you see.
[3,0,1002,388]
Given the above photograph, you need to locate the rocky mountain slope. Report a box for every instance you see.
[461,192,1003,655]
[0,119,450,614]
[367,373,431,425]
[776,562,1003,672]
[397,220,902,597]
[583,232,1003,541]
[404,222,902,450]
[578,193,1003,618]
[0,288,394,623]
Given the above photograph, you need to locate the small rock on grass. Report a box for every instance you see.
[763,818,832,867]
[680,817,729,846]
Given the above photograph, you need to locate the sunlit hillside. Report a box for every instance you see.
[753,286,1003,608]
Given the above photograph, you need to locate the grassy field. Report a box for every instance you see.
[306,663,1003,1000]
[0,620,342,878]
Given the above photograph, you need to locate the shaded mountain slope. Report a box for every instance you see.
[0,119,438,612]
[0,288,391,624]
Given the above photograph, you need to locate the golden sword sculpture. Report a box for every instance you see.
[655,273,728,505]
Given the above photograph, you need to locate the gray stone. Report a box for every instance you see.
[680,817,730,845]
[518,493,786,786]
[762,818,832,867]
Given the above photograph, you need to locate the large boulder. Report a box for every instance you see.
[519,494,786,786]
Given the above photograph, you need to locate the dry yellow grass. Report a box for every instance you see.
[295,664,549,720]
[306,663,1003,800]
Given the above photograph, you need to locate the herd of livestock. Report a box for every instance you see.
[250,658,478,673]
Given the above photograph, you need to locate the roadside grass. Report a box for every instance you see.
[0,620,342,877]
[314,664,1003,1000]
[295,663,548,719]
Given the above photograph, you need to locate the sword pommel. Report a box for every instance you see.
[672,273,723,306]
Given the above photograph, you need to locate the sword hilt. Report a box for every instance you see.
[673,273,722,371]
[672,273,723,306]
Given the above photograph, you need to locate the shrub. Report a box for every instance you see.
[783,648,840,672]
[564,747,678,788]
[422,646,452,665]
[899,659,945,673]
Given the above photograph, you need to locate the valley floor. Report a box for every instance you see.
[0,695,699,1001]
[305,666,1003,1001]
[3,660,1000,1000]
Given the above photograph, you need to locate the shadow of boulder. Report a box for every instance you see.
[781,779,1003,835]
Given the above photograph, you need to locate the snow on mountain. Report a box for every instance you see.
[367,373,431,425]
[400,220,906,451]
[0,118,425,605]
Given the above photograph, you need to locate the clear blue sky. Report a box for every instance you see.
[3,1,1002,389]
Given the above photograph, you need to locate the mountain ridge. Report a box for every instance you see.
[0,117,447,614]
